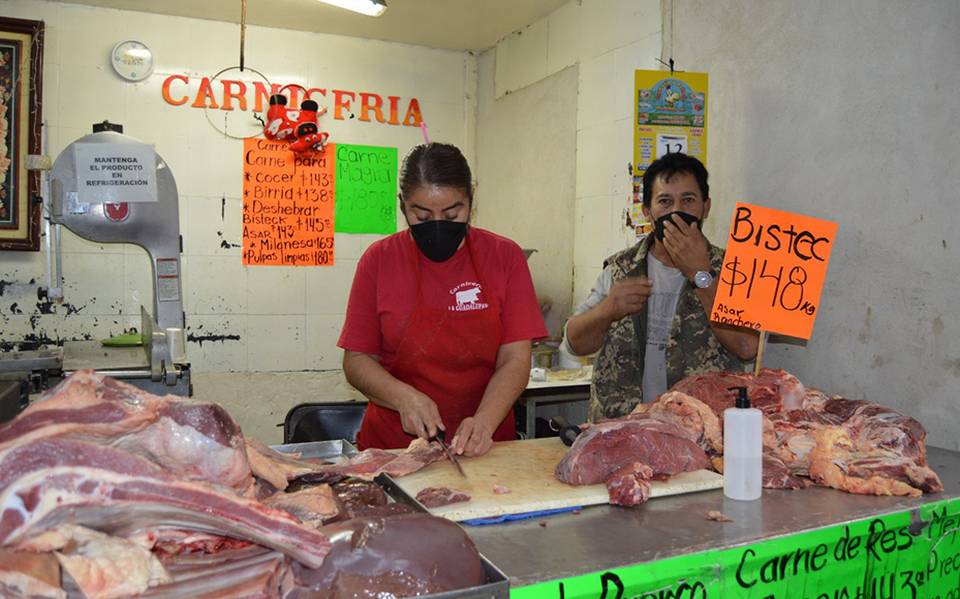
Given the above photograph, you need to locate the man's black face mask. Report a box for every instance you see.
[654,211,701,241]
[409,220,468,262]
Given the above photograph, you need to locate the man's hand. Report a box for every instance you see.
[602,277,652,321]
[451,417,494,457]
[661,214,711,279]
[397,388,444,439]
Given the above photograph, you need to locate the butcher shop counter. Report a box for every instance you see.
[466,446,960,599]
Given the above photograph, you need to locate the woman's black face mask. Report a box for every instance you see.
[408,220,468,262]
[654,211,701,241]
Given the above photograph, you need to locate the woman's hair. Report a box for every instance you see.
[399,143,473,202]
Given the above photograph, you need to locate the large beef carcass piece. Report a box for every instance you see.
[0,370,253,493]
[651,369,942,496]
[0,371,491,598]
[555,417,711,506]
[0,437,332,567]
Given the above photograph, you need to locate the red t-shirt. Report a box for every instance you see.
[338,227,547,366]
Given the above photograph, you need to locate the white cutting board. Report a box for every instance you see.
[393,437,722,521]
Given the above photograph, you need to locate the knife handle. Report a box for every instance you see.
[560,424,581,447]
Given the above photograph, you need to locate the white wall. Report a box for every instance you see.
[668,1,960,448]
[477,0,663,318]
[473,58,578,336]
[0,0,472,439]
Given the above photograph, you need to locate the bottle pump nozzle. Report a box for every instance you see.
[728,386,750,409]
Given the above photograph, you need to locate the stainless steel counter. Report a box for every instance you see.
[466,445,960,588]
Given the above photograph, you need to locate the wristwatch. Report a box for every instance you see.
[693,270,714,289]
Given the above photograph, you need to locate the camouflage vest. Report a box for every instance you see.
[588,235,746,421]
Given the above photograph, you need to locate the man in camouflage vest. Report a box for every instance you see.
[562,153,759,421]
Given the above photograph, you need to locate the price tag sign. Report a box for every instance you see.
[713,202,837,339]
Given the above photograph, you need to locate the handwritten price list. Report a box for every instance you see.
[713,203,838,339]
[242,138,335,266]
[512,499,960,599]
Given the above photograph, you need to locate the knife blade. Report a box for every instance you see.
[435,430,467,477]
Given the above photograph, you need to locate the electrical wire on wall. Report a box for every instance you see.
[657,0,678,74]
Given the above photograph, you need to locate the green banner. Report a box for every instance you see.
[333,143,398,234]
[512,498,960,599]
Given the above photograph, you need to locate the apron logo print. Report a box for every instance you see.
[450,282,488,312]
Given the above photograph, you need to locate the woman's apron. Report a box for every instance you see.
[355,232,516,449]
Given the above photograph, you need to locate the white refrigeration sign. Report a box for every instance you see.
[74,142,158,203]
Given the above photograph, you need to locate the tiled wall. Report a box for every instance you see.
[0,0,471,375]
[482,0,663,309]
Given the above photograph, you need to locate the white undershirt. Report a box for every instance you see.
[642,252,686,402]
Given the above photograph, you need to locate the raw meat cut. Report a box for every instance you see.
[670,368,806,415]
[254,438,447,487]
[51,526,170,599]
[0,371,492,598]
[246,438,316,490]
[556,417,710,485]
[332,479,387,512]
[131,529,253,557]
[290,513,485,598]
[631,391,723,454]
[0,549,64,599]
[139,546,292,599]
[762,454,809,490]
[0,370,252,492]
[605,463,653,506]
[705,511,732,522]
[661,370,942,496]
[415,486,472,508]
[492,484,511,495]
[263,485,341,527]
[0,438,332,568]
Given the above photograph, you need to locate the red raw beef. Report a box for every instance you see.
[415,486,471,508]
[555,417,709,485]
[605,463,654,506]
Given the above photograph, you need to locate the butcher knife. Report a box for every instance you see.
[434,430,467,477]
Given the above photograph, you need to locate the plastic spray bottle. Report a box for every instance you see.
[723,386,762,500]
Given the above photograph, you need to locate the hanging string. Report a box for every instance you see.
[670,0,674,68]
[239,0,247,71]
[655,0,677,74]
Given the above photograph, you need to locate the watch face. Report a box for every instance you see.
[694,271,713,288]
[111,41,154,82]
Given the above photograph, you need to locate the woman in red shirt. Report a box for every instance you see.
[338,143,546,457]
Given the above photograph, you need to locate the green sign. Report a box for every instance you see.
[512,498,960,599]
[334,143,398,234]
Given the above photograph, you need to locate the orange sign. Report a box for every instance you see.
[242,139,335,266]
[712,202,837,339]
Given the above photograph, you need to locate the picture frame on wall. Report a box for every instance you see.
[0,16,43,251]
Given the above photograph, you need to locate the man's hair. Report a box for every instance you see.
[399,143,473,203]
[642,153,709,208]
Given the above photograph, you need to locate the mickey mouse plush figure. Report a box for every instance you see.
[288,100,330,154]
[264,94,297,141]
[263,88,330,154]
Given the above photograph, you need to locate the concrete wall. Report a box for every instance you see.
[668,0,960,448]
[473,59,578,336]
[476,0,663,330]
